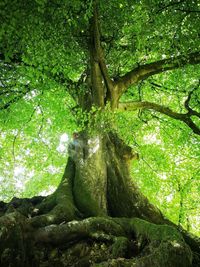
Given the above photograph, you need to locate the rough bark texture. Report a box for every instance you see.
[0,132,200,267]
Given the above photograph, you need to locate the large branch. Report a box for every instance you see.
[115,52,200,97]
[90,1,116,107]
[118,101,200,135]
[93,2,112,91]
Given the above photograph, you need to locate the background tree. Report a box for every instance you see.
[0,0,200,266]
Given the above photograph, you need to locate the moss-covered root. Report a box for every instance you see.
[0,196,44,217]
[0,215,193,267]
[92,218,192,267]
[34,217,126,245]
[34,217,192,267]
[29,158,81,227]
[113,217,193,267]
[0,212,29,267]
[30,203,79,227]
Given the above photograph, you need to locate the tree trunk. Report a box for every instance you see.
[0,131,200,267]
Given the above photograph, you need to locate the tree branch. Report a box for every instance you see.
[90,1,115,107]
[184,81,200,118]
[115,52,200,97]
[118,101,200,135]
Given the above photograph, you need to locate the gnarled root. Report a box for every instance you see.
[33,217,192,267]
[0,213,196,267]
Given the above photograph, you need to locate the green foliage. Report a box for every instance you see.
[73,104,116,134]
[0,86,77,201]
[0,0,200,236]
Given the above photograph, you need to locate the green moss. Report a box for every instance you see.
[131,218,183,242]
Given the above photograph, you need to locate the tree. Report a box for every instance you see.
[0,0,200,266]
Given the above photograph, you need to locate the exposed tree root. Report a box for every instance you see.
[25,158,81,227]
[0,212,196,267]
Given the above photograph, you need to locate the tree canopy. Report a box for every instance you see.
[0,0,200,236]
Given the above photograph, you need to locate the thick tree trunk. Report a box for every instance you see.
[72,133,108,216]
[66,131,167,223]
[0,131,199,267]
